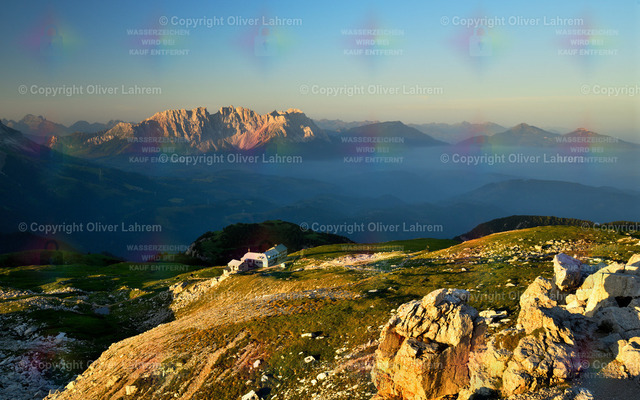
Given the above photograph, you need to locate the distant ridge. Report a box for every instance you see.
[457,123,638,148]
[454,215,639,241]
[339,121,447,146]
[409,121,505,144]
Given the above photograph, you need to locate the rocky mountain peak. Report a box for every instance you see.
[50,105,328,154]
[510,122,539,133]
[567,127,599,136]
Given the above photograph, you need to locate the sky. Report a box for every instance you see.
[1,0,639,140]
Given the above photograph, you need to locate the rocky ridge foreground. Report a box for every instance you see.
[371,253,640,399]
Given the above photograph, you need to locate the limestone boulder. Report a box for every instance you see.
[584,266,640,317]
[465,328,519,397]
[615,337,640,377]
[595,307,640,339]
[371,289,484,400]
[554,253,583,291]
[517,277,577,344]
[501,333,583,397]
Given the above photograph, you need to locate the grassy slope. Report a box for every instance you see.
[2,226,639,399]
[146,226,639,399]
[0,256,216,386]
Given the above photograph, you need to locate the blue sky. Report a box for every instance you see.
[1,0,639,139]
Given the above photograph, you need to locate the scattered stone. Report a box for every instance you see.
[553,387,594,400]
[124,385,137,396]
[479,309,508,324]
[304,356,315,363]
[241,390,260,400]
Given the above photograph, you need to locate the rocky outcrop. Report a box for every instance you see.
[582,262,640,317]
[169,274,230,312]
[371,289,485,399]
[462,276,593,399]
[501,276,589,396]
[373,253,640,400]
[614,337,640,377]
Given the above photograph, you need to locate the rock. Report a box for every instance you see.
[517,277,575,343]
[304,356,315,363]
[615,337,640,376]
[584,267,640,316]
[124,385,137,395]
[317,372,327,380]
[252,359,261,368]
[371,288,484,400]
[553,387,594,400]
[553,253,583,291]
[501,333,583,396]
[169,281,189,295]
[54,332,66,344]
[465,274,595,398]
[627,254,640,267]
[466,329,518,396]
[595,307,640,338]
[105,375,118,388]
[502,366,532,396]
[479,310,508,326]
[575,273,597,302]
[241,390,260,400]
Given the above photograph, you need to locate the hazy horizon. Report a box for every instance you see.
[2,105,638,144]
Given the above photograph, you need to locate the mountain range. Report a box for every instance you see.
[2,107,634,158]
[2,117,639,258]
[457,123,638,148]
[1,114,124,143]
[409,121,506,144]
[48,106,329,156]
[1,105,639,258]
